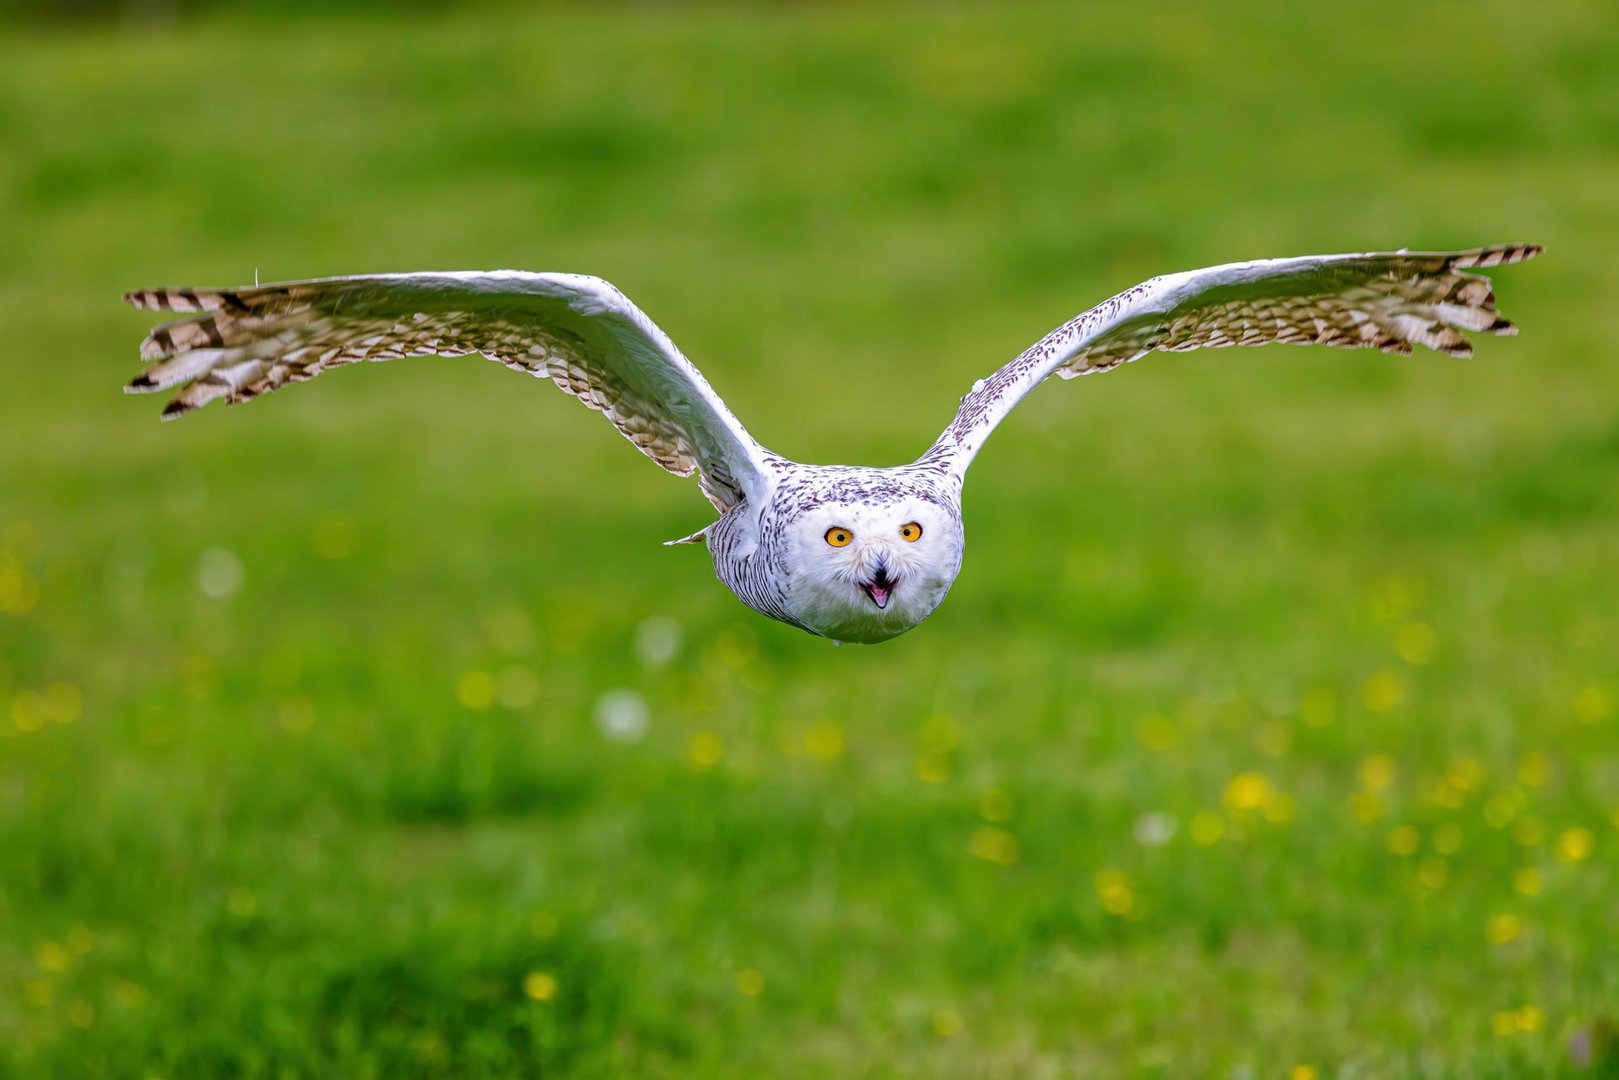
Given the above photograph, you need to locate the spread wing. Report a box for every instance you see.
[123,271,772,510]
[927,244,1543,479]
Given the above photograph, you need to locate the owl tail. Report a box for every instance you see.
[663,526,710,547]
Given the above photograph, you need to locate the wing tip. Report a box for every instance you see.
[1453,243,1545,269]
[123,286,244,312]
[125,287,197,311]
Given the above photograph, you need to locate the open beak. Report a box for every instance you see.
[860,563,895,610]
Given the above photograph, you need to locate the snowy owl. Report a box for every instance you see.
[124,243,1540,644]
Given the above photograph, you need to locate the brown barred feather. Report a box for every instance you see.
[1054,245,1539,379]
[122,272,769,511]
[932,244,1543,476]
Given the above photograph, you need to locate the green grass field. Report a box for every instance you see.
[2,2,1617,1075]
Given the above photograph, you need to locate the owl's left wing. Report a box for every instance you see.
[123,271,772,510]
[927,244,1542,480]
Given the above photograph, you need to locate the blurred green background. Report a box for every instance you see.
[2,1,1617,1075]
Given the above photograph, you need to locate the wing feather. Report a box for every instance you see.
[927,244,1541,478]
[123,272,770,510]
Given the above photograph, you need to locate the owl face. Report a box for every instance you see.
[783,492,964,644]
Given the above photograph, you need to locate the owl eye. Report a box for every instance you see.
[899,521,923,542]
[825,527,853,548]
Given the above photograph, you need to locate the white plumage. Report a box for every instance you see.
[125,243,1541,643]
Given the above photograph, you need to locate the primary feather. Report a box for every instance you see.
[929,244,1542,477]
[125,272,771,511]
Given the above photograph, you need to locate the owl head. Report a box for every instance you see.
[783,485,964,643]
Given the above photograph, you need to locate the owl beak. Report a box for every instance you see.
[860,562,894,610]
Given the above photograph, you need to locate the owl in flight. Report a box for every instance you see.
[125,244,1540,644]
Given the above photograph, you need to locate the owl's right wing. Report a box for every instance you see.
[124,271,774,511]
[926,244,1542,481]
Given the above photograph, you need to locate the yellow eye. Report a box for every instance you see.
[899,521,923,542]
[825,527,853,547]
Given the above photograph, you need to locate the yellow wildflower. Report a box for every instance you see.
[0,557,39,614]
[45,682,82,724]
[688,731,724,769]
[1486,913,1523,946]
[1429,777,1466,810]
[803,721,844,761]
[1574,683,1615,725]
[1447,756,1487,793]
[1222,772,1271,813]
[979,787,1014,823]
[1555,827,1594,863]
[1483,795,1517,828]
[11,692,45,734]
[1350,791,1384,824]
[1254,721,1291,758]
[914,750,950,784]
[1261,789,1296,824]
[919,714,959,753]
[1094,868,1135,916]
[1394,621,1437,665]
[522,972,557,1002]
[1358,754,1397,790]
[34,941,69,973]
[1362,671,1404,712]
[1417,858,1448,890]
[1517,753,1550,788]
[967,827,1019,867]
[483,606,535,653]
[455,670,496,710]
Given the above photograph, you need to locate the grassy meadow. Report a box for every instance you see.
[2,1,1617,1075]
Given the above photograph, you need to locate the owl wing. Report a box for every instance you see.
[927,244,1542,479]
[124,271,772,511]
